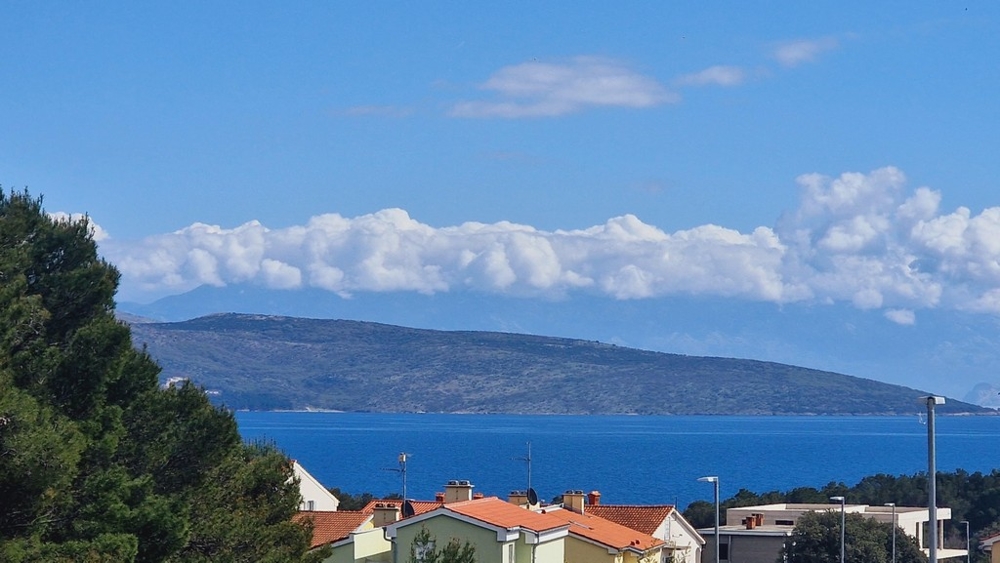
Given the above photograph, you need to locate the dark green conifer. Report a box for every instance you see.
[0,190,321,562]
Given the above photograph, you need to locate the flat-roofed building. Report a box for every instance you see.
[700,503,966,563]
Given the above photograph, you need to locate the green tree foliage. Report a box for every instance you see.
[408,526,476,563]
[780,510,926,563]
[0,191,317,562]
[684,470,1000,550]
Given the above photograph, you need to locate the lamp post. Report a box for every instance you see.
[961,520,970,563]
[699,476,720,563]
[885,503,896,563]
[831,496,846,563]
[922,395,945,563]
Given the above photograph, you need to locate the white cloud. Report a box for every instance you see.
[260,259,302,289]
[99,167,1000,323]
[884,309,916,325]
[450,56,677,118]
[773,37,839,67]
[675,65,746,87]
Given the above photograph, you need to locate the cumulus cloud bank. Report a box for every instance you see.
[98,167,1000,322]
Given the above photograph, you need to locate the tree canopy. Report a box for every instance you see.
[780,511,926,563]
[0,191,324,562]
[684,471,1000,558]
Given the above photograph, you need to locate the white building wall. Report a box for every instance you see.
[294,460,341,511]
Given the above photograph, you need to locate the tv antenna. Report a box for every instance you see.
[383,452,411,500]
[513,441,532,491]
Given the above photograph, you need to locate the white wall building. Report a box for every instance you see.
[293,460,341,512]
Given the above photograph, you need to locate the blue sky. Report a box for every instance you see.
[4,3,1000,397]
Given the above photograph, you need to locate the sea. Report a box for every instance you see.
[235,412,1000,510]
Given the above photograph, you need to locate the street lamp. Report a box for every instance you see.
[699,476,720,563]
[961,520,970,563]
[885,503,896,563]
[831,496,846,563]
[921,395,945,563]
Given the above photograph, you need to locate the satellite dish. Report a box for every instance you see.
[526,487,539,506]
[402,499,416,518]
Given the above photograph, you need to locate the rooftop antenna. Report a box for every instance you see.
[513,441,532,491]
[383,452,410,500]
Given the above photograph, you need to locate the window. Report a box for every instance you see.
[306,500,315,511]
[776,520,794,526]
[719,543,730,561]
[507,542,515,563]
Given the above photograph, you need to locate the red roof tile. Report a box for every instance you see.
[543,508,664,552]
[444,497,569,533]
[361,499,443,518]
[294,511,371,549]
[586,505,674,536]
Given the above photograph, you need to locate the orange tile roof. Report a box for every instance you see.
[586,505,674,536]
[294,510,371,549]
[542,508,664,552]
[361,499,443,517]
[445,497,569,533]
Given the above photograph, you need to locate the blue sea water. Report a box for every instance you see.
[236,413,1000,509]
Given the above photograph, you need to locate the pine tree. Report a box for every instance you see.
[0,190,319,562]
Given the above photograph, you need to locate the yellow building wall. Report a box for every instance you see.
[395,516,504,563]
[522,536,565,563]
[321,528,391,563]
[564,537,620,563]
[355,528,393,562]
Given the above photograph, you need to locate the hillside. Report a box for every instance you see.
[127,313,989,415]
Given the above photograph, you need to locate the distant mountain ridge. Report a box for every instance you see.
[117,284,1000,402]
[126,313,990,415]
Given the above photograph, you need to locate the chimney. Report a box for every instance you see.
[444,480,474,503]
[435,492,445,503]
[563,490,586,514]
[373,502,401,527]
[509,490,529,507]
[473,492,484,500]
[587,491,601,507]
[743,514,764,530]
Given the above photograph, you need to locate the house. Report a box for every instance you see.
[294,460,341,512]
[386,483,668,563]
[698,519,792,563]
[584,491,705,563]
[293,510,391,563]
[386,494,570,563]
[542,491,665,563]
[700,503,967,563]
[320,479,677,563]
[980,533,1000,563]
